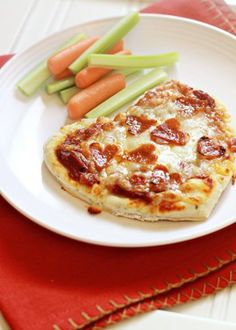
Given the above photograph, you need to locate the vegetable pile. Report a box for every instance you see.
[16,12,179,120]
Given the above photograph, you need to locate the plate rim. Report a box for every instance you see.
[1,13,236,75]
[0,13,236,248]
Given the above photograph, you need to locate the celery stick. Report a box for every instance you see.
[59,86,79,104]
[46,77,75,94]
[16,33,86,96]
[69,12,140,74]
[115,68,140,77]
[88,52,179,69]
[85,68,167,118]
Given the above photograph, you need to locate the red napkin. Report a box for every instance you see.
[1,1,236,329]
[141,0,236,35]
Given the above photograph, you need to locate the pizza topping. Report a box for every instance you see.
[76,123,102,141]
[80,173,99,187]
[108,162,183,203]
[130,174,146,185]
[114,112,127,125]
[192,90,215,107]
[176,89,215,117]
[197,136,226,159]
[149,165,169,192]
[150,118,189,146]
[56,146,100,187]
[125,144,157,164]
[63,123,102,145]
[56,148,89,180]
[150,166,182,192]
[228,138,236,152]
[102,122,114,131]
[87,206,102,215]
[170,173,182,185]
[89,143,118,171]
[109,183,152,203]
[126,115,156,135]
[124,165,182,200]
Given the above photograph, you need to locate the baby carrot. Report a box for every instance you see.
[53,68,74,80]
[75,49,131,88]
[48,36,99,76]
[68,73,125,120]
[107,40,124,54]
[53,41,123,81]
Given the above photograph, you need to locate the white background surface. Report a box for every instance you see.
[0,1,236,329]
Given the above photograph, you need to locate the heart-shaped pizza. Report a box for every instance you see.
[44,80,236,221]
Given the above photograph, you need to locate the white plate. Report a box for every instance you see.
[0,14,236,247]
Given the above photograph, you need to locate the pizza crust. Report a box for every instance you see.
[44,141,231,222]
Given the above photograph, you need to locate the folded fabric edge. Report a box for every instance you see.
[87,261,236,330]
[51,252,236,330]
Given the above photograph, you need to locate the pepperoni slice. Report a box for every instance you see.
[105,144,119,159]
[150,118,189,146]
[102,122,114,131]
[89,143,118,171]
[125,144,157,164]
[109,183,152,203]
[193,90,215,107]
[56,148,89,181]
[56,121,118,187]
[164,118,180,130]
[126,115,156,135]
[80,173,99,187]
[176,89,215,117]
[130,174,146,185]
[170,173,182,185]
[149,165,170,192]
[197,136,226,159]
[228,137,236,152]
[76,123,102,141]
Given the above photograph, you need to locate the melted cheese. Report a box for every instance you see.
[88,96,218,181]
